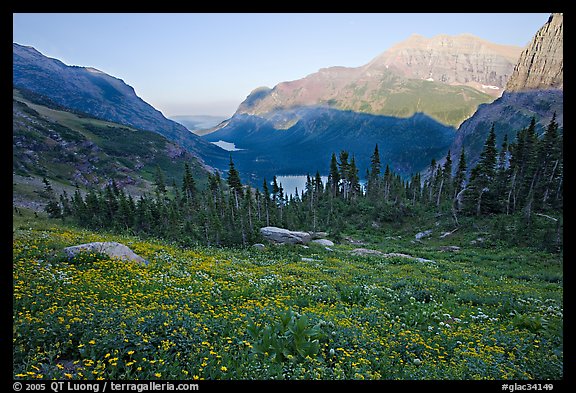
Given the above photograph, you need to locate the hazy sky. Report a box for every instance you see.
[13,13,550,117]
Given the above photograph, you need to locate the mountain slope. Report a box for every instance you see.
[13,89,209,209]
[12,43,228,170]
[449,13,563,169]
[205,107,456,181]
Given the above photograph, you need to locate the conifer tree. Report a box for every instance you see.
[182,162,197,205]
[463,124,498,215]
[327,153,340,197]
[227,156,243,209]
[453,148,467,204]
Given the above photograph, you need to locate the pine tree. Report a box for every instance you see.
[367,144,381,199]
[182,162,197,205]
[327,153,340,198]
[338,151,350,199]
[439,150,453,206]
[348,155,361,199]
[154,165,167,194]
[537,113,561,210]
[453,148,467,205]
[227,156,243,209]
[463,124,498,216]
[383,164,391,202]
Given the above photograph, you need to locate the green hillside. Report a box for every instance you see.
[13,89,209,209]
[338,78,495,128]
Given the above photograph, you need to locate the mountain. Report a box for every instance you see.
[12,43,228,170]
[449,13,563,169]
[372,33,523,97]
[170,115,228,135]
[506,14,563,91]
[205,107,456,181]
[13,88,209,210]
[203,33,521,182]
[230,34,521,129]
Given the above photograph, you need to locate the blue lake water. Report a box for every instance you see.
[275,175,366,198]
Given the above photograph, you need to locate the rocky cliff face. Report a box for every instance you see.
[506,13,563,91]
[369,33,523,97]
[448,13,563,171]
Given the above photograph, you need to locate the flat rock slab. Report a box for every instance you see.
[312,239,334,247]
[350,248,435,263]
[64,242,148,265]
[260,226,311,245]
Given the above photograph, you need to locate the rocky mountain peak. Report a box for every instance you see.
[367,33,523,97]
[506,13,563,91]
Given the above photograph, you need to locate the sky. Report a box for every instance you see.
[13,13,550,117]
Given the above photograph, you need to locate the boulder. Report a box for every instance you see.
[308,231,329,240]
[415,229,433,240]
[63,242,147,265]
[350,249,435,263]
[260,226,311,245]
[312,239,334,247]
[351,248,383,256]
[252,243,266,250]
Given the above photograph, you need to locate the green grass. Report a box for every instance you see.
[13,210,562,380]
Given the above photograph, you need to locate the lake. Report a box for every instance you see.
[275,175,366,198]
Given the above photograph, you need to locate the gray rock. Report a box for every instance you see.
[351,248,383,256]
[252,243,266,250]
[308,231,329,240]
[312,239,334,247]
[382,252,435,263]
[350,249,436,264]
[260,226,311,245]
[325,247,334,252]
[415,229,433,240]
[64,242,147,265]
[439,245,461,252]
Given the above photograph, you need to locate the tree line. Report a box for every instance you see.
[45,114,562,250]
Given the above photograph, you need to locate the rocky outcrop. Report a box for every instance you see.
[415,229,433,240]
[63,242,148,265]
[311,239,334,247]
[506,13,563,92]
[372,33,522,97]
[260,227,312,245]
[350,249,436,263]
[447,13,563,171]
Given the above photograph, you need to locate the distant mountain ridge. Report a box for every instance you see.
[12,43,228,170]
[170,115,227,135]
[372,33,523,97]
[230,33,522,129]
